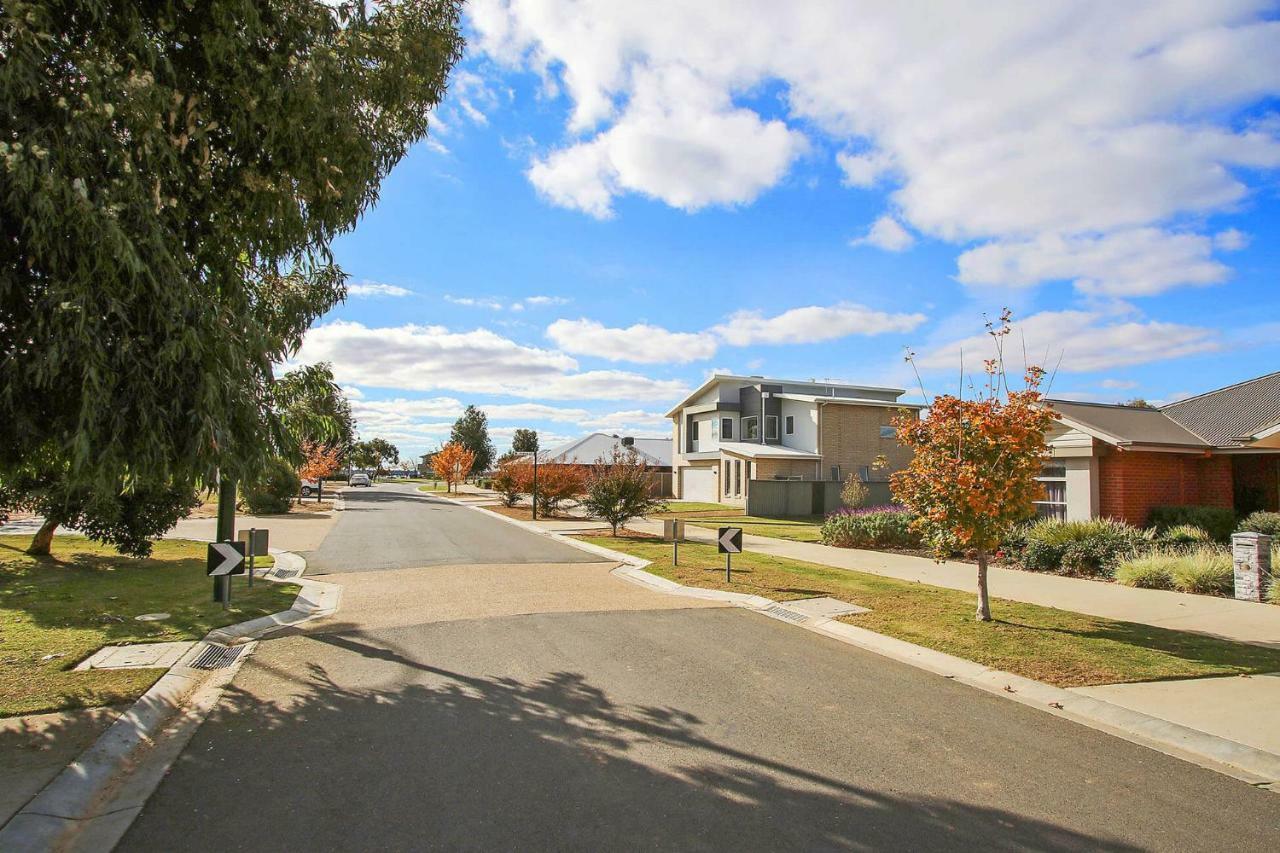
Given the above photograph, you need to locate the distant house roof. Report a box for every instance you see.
[718,441,822,460]
[1161,371,1280,447]
[1045,399,1208,448]
[543,433,672,468]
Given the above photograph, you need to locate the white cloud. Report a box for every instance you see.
[446,295,506,310]
[446,294,571,311]
[1214,228,1251,251]
[916,309,1220,373]
[348,281,413,298]
[340,385,364,400]
[481,403,591,422]
[526,65,808,217]
[471,1,1280,290]
[293,320,687,401]
[1100,379,1138,390]
[522,295,571,306]
[851,215,915,252]
[714,303,926,346]
[956,228,1232,296]
[546,318,719,364]
[580,409,671,430]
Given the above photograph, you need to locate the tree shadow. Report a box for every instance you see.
[121,624,1147,852]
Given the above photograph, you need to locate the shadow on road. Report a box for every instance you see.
[124,623,1141,851]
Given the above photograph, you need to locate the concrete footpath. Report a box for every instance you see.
[609,516,1280,771]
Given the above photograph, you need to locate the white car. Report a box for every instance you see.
[300,478,320,497]
[349,472,372,487]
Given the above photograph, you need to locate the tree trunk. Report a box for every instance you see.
[27,518,59,556]
[975,549,992,622]
[318,479,324,505]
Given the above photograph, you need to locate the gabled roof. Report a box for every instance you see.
[542,433,672,467]
[718,442,822,460]
[1045,399,1207,448]
[1161,371,1280,447]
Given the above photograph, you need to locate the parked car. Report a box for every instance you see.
[300,478,320,497]
[349,472,372,487]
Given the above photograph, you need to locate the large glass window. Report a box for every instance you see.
[785,415,794,435]
[1035,465,1067,520]
[742,416,759,441]
[721,418,734,440]
[765,415,779,440]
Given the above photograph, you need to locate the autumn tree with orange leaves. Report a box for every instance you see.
[432,442,476,493]
[891,311,1057,621]
[298,442,343,503]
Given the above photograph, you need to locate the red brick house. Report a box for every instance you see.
[1040,371,1280,525]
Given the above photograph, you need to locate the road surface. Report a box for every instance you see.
[122,484,1280,851]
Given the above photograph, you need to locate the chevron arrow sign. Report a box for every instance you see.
[717,526,742,554]
[206,541,246,577]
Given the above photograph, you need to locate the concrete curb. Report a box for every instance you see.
[0,548,337,851]
[524,528,1280,791]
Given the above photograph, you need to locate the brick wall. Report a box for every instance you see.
[1233,455,1280,512]
[1098,450,1233,525]
[752,458,817,480]
[818,404,914,481]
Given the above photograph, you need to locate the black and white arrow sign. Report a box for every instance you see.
[206,541,246,576]
[717,526,743,554]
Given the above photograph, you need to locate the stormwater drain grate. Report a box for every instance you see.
[189,644,245,670]
[763,604,809,624]
[272,569,299,579]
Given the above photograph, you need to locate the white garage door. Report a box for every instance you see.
[680,467,717,502]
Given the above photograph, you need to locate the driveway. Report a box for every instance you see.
[304,482,599,573]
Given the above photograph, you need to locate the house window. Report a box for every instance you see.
[830,465,841,482]
[742,416,759,441]
[690,420,699,441]
[1035,465,1067,520]
[721,418,734,440]
[765,415,779,440]
[879,425,895,439]
[735,459,743,496]
[723,465,731,497]
[785,415,794,435]
[711,418,718,438]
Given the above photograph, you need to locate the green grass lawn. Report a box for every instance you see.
[652,501,743,516]
[416,482,451,492]
[0,536,298,717]
[583,536,1280,688]
[684,515,824,542]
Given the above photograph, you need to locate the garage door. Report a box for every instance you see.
[680,467,717,502]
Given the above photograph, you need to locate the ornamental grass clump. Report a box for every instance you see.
[821,506,920,549]
[1114,555,1175,590]
[1115,547,1234,596]
[1016,518,1149,577]
[1160,524,1212,545]
[1239,511,1280,538]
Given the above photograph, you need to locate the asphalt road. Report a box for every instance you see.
[120,485,1280,851]
[303,483,598,573]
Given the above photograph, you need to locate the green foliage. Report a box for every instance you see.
[1160,524,1211,544]
[821,508,920,550]
[0,0,462,498]
[242,458,300,516]
[1014,518,1148,577]
[1147,505,1237,542]
[580,449,665,535]
[1114,556,1175,590]
[0,472,198,558]
[511,428,539,453]
[1239,511,1280,538]
[450,405,496,475]
[274,364,354,456]
[1116,547,1234,595]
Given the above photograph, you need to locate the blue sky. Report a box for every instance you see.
[294,1,1280,459]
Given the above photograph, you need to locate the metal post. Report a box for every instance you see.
[673,539,678,566]
[531,452,538,521]
[725,552,731,583]
[247,528,255,588]
[215,477,236,608]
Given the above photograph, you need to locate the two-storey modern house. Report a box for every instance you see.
[665,374,921,505]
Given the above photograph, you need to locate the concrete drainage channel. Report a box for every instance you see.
[0,548,340,852]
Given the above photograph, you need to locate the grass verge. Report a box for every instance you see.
[684,515,823,542]
[0,536,298,717]
[582,535,1280,688]
[652,502,743,517]
[417,482,453,493]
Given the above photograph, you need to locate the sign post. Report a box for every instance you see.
[238,528,270,588]
[207,541,246,609]
[664,519,685,565]
[717,526,742,582]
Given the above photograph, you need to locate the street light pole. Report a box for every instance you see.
[531,452,538,521]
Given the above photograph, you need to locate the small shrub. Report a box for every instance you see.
[1239,511,1280,538]
[840,475,869,509]
[1170,547,1234,595]
[821,506,920,549]
[1147,505,1236,542]
[1115,555,1176,590]
[490,462,522,507]
[243,457,300,515]
[1013,518,1147,576]
[1161,524,1211,545]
